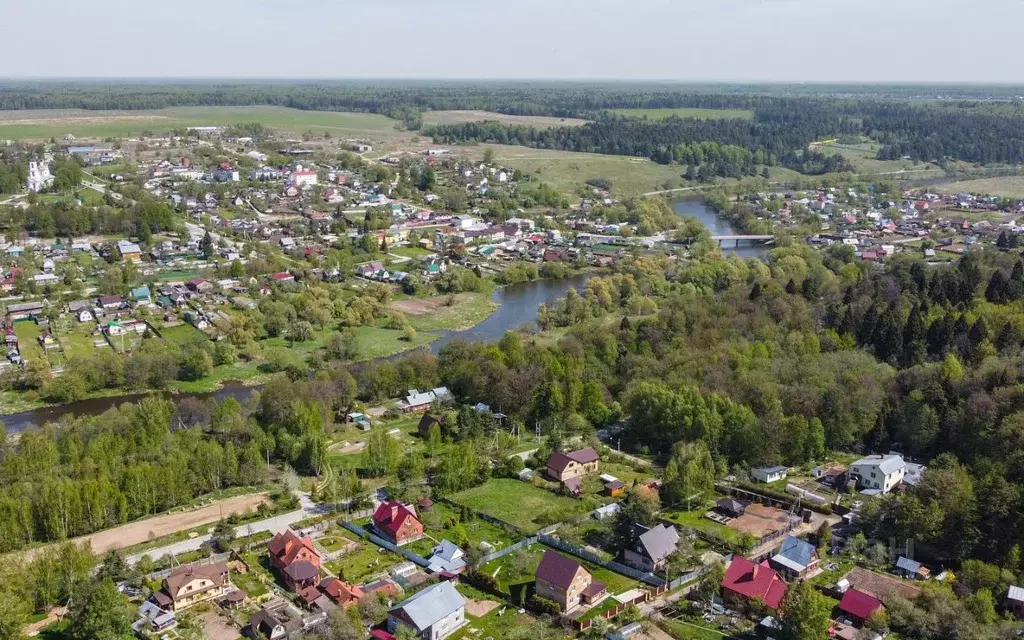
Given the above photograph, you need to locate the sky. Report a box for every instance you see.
[4,0,1023,83]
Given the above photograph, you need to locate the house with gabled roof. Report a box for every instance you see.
[721,557,787,610]
[269,529,322,595]
[770,535,820,579]
[152,562,230,612]
[427,540,467,575]
[535,550,606,613]
[387,581,466,640]
[850,454,906,494]
[623,524,680,573]
[373,501,424,546]
[545,447,599,483]
[319,577,364,609]
[838,588,883,624]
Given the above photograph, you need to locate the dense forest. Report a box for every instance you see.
[3,83,1024,169]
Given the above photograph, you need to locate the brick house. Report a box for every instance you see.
[269,529,322,595]
[373,501,425,546]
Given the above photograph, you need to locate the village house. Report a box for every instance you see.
[838,588,883,626]
[132,601,177,636]
[1006,586,1024,619]
[535,551,606,613]
[117,240,142,262]
[152,562,230,612]
[427,540,467,575]
[269,529,323,601]
[894,556,930,581]
[98,295,125,310]
[402,389,437,412]
[373,501,424,546]
[721,557,787,610]
[545,447,599,483]
[319,577,364,610]
[751,466,788,484]
[850,454,906,494]
[387,581,466,640]
[623,524,680,573]
[5,301,44,322]
[769,536,820,579]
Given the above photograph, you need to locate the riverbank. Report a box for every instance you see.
[1,274,592,430]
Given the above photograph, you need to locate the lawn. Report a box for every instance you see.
[415,502,519,555]
[13,321,45,362]
[659,619,733,639]
[479,541,640,602]
[319,531,359,553]
[610,107,754,120]
[161,323,206,346]
[56,326,104,361]
[449,478,590,533]
[325,540,403,584]
[351,324,438,359]
[0,106,400,140]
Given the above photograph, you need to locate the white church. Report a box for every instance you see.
[26,160,53,192]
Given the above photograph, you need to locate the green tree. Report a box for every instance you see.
[200,231,215,260]
[68,578,131,640]
[780,581,832,640]
[662,441,715,508]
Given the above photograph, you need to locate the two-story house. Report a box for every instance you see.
[535,551,606,613]
[622,524,680,573]
[269,529,322,599]
[849,454,906,494]
[387,581,467,640]
[373,501,424,546]
[545,447,599,484]
[153,562,230,611]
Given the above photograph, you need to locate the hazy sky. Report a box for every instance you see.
[4,0,1022,83]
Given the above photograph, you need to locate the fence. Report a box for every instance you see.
[475,536,539,567]
[436,497,528,537]
[340,520,431,569]
[575,589,651,631]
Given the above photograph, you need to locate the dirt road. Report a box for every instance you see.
[24,493,268,560]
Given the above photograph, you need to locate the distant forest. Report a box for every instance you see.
[4,82,1024,171]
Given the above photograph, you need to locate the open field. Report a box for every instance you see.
[813,140,944,177]
[22,492,268,559]
[448,478,589,533]
[0,106,400,140]
[471,144,690,197]
[610,107,754,120]
[395,291,499,332]
[661,508,751,547]
[933,175,1024,198]
[424,110,589,129]
[325,540,401,584]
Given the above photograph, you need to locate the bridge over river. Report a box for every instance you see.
[711,234,774,246]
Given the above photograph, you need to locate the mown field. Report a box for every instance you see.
[0,106,400,140]
[423,110,589,129]
[813,139,945,178]
[609,107,754,120]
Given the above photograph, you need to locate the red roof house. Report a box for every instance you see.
[838,588,883,623]
[373,501,424,546]
[270,272,295,283]
[320,577,364,609]
[721,557,787,610]
[268,529,322,593]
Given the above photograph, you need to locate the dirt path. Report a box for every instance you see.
[23,492,268,560]
[465,598,500,617]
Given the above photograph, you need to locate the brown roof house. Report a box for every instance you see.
[153,562,230,612]
[546,447,599,484]
[535,551,606,613]
[269,530,322,598]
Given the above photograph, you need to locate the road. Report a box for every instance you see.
[641,186,705,197]
[125,492,325,565]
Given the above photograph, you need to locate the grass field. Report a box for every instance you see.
[423,110,589,129]
[448,478,589,533]
[813,140,945,178]
[0,106,400,140]
[933,175,1024,198]
[397,292,499,332]
[470,144,690,197]
[610,107,754,120]
[325,540,402,584]
[661,507,753,548]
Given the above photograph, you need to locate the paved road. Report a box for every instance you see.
[125,492,325,565]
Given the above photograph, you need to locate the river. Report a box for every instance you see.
[3,200,742,431]
[673,198,769,259]
[2,275,592,432]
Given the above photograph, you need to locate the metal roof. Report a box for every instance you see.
[1008,585,1024,602]
[895,556,921,573]
[390,581,465,631]
[772,536,817,571]
[638,524,680,563]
